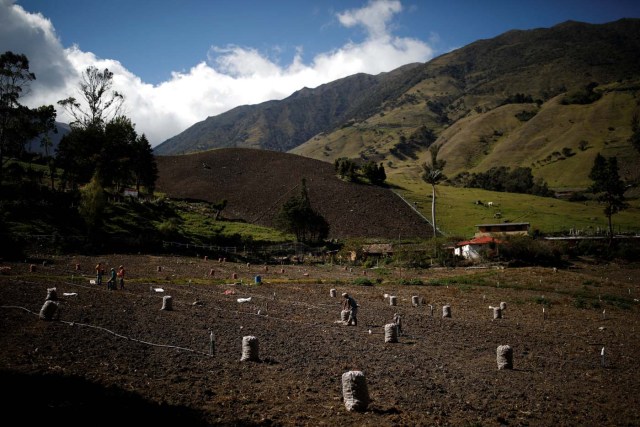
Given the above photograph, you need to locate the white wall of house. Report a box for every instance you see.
[455,244,483,260]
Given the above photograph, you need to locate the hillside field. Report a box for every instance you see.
[155,147,640,240]
[155,148,432,240]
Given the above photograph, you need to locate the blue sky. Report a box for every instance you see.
[2,0,640,145]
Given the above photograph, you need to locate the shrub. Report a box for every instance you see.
[499,236,566,267]
[535,296,551,307]
[515,110,537,122]
[157,217,181,239]
[353,277,373,286]
[561,82,602,105]
[573,296,587,309]
[392,248,433,268]
[399,278,424,286]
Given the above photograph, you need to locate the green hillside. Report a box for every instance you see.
[394,180,640,238]
[291,19,640,191]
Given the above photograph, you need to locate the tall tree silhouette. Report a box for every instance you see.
[421,145,446,238]
[589,153,628,243]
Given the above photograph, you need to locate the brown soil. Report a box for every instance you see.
[1,254,639,426]
[155,148,432,240]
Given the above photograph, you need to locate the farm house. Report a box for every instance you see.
[454,236,502,260]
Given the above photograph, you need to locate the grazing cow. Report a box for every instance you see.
[487,201,494,207]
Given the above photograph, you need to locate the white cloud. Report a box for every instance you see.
[1,0,434,147]
[337,0,403,39]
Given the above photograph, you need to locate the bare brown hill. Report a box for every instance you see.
[156,148,432,240]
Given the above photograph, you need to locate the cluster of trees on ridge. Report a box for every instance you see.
[334,157,386,185]
[450,166,553,197]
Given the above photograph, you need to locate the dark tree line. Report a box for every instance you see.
[56,66,157,194]
[561,82,602,105]
[500,93,543,107]
[57,115,157,193]
[334,157,386,185]
[451,166,552,197]
[1,52,157,195]
[0,51,57,183]
[391,126,436,160]
[589,153,628,242]
[631,113,640,154]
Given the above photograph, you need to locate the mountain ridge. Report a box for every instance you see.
[154,18,640,190]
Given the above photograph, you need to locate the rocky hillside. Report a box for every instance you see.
[155,148,432,240]
[155,19,640,190]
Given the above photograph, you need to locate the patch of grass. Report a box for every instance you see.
[427,275,489,286]
[582,279,602,287]
[534,296,552,307]
[399,278,425,286]
[573,296,588,309]
[601,294,634,310]
[177,209,292,244]
[353,277,373,286]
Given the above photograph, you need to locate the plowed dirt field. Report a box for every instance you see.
[1,254,639,426]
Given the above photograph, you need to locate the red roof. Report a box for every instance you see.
[456,236,502,247]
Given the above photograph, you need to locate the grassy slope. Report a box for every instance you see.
[291,85,640,239]
[393,178,640,238]
[293,88,640,191]
[439,90,639,188]
[172,201,292,245]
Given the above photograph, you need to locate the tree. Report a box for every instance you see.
[421,145,446,238]
[56,124,106,189]
[589,153,629,242]
[334,157,358,182]
[377,162,386,184]
[0,51,55,182]
[276,179,329,243]
[361,161,386,185]
[505,167,534,194]
[578,140,589,151]
[131,134,158,194]
[211,199,227,221]
[631,113,640,154]
[79,172,106,237]
[103,115,137,191]
[56,69,157,193]
[32,105,58,189]
[58,66,124,129]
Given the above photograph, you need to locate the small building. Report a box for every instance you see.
[123,187,139,198]
[475,222,529,237]
[362,243,394,257]
[454,236,501,260]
